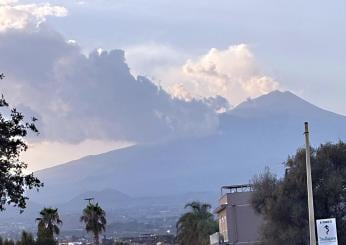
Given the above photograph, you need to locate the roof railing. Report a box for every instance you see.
[220,184,253,196]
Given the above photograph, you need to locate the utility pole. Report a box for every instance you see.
[304,122,316,245]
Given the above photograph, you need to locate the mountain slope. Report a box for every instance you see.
[227,90,340,118]
[32,91,346,204]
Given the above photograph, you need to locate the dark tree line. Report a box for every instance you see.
[0,231,35,245]
[0,73,42,211]
[251,142,346,244]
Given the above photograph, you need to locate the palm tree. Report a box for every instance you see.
[176,201,218,245]
[80,203,107,245]
[36,208,62,244]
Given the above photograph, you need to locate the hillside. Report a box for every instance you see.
[32,91,346,204]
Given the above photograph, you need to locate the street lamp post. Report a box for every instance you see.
[304,122,316,245]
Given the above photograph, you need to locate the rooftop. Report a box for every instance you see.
[220,184,252,195]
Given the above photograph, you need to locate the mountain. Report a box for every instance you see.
[57,189,217,213]
[31,91,346,204]
[59,189,132,212]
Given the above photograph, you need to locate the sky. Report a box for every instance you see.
[0,0,345,171]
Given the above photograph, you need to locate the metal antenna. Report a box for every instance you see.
[84,197,94,204]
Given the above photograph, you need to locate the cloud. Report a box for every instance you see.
[0,28,220,144]
[0,0,17,4]
[0,0,67,32]
[124,43,188,78]
[157,44,280,106]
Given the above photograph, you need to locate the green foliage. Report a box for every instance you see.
[176,201,218,245]
[35,238,56,245]
[16,231,35,245]
[80,202,107,245]
[3,239,14,245]
[251,142,346,244]
[0,74,42,211]
[0,232,36,245]
[36,208,62,245]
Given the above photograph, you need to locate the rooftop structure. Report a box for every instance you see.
[220,184,253,195]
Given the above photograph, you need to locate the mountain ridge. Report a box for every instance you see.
[32,90,346,204]
[228,90,345,118]
[36,90,345,174]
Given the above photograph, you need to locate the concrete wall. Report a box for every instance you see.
[217,191,262,244]
[218,208,229,242]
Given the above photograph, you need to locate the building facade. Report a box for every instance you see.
[212,185,262,245]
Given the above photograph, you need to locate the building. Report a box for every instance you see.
[212,184,262,245]
[117,234,175,245]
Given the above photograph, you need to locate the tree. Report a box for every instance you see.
[251,142,346,244]
[3,240,14,245]
[0,73,42,211]
[36,208,62,245]
[176,201,218,245]
[80,203,107,245]
[16,231,35,245]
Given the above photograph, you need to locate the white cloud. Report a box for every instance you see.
[0,0,17,4]
[167,83,194,101]
[158,44,280,106]
[67,39,77,45]
[124,43,188,78]
[0,28,220,144]
[0,1,67,32]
